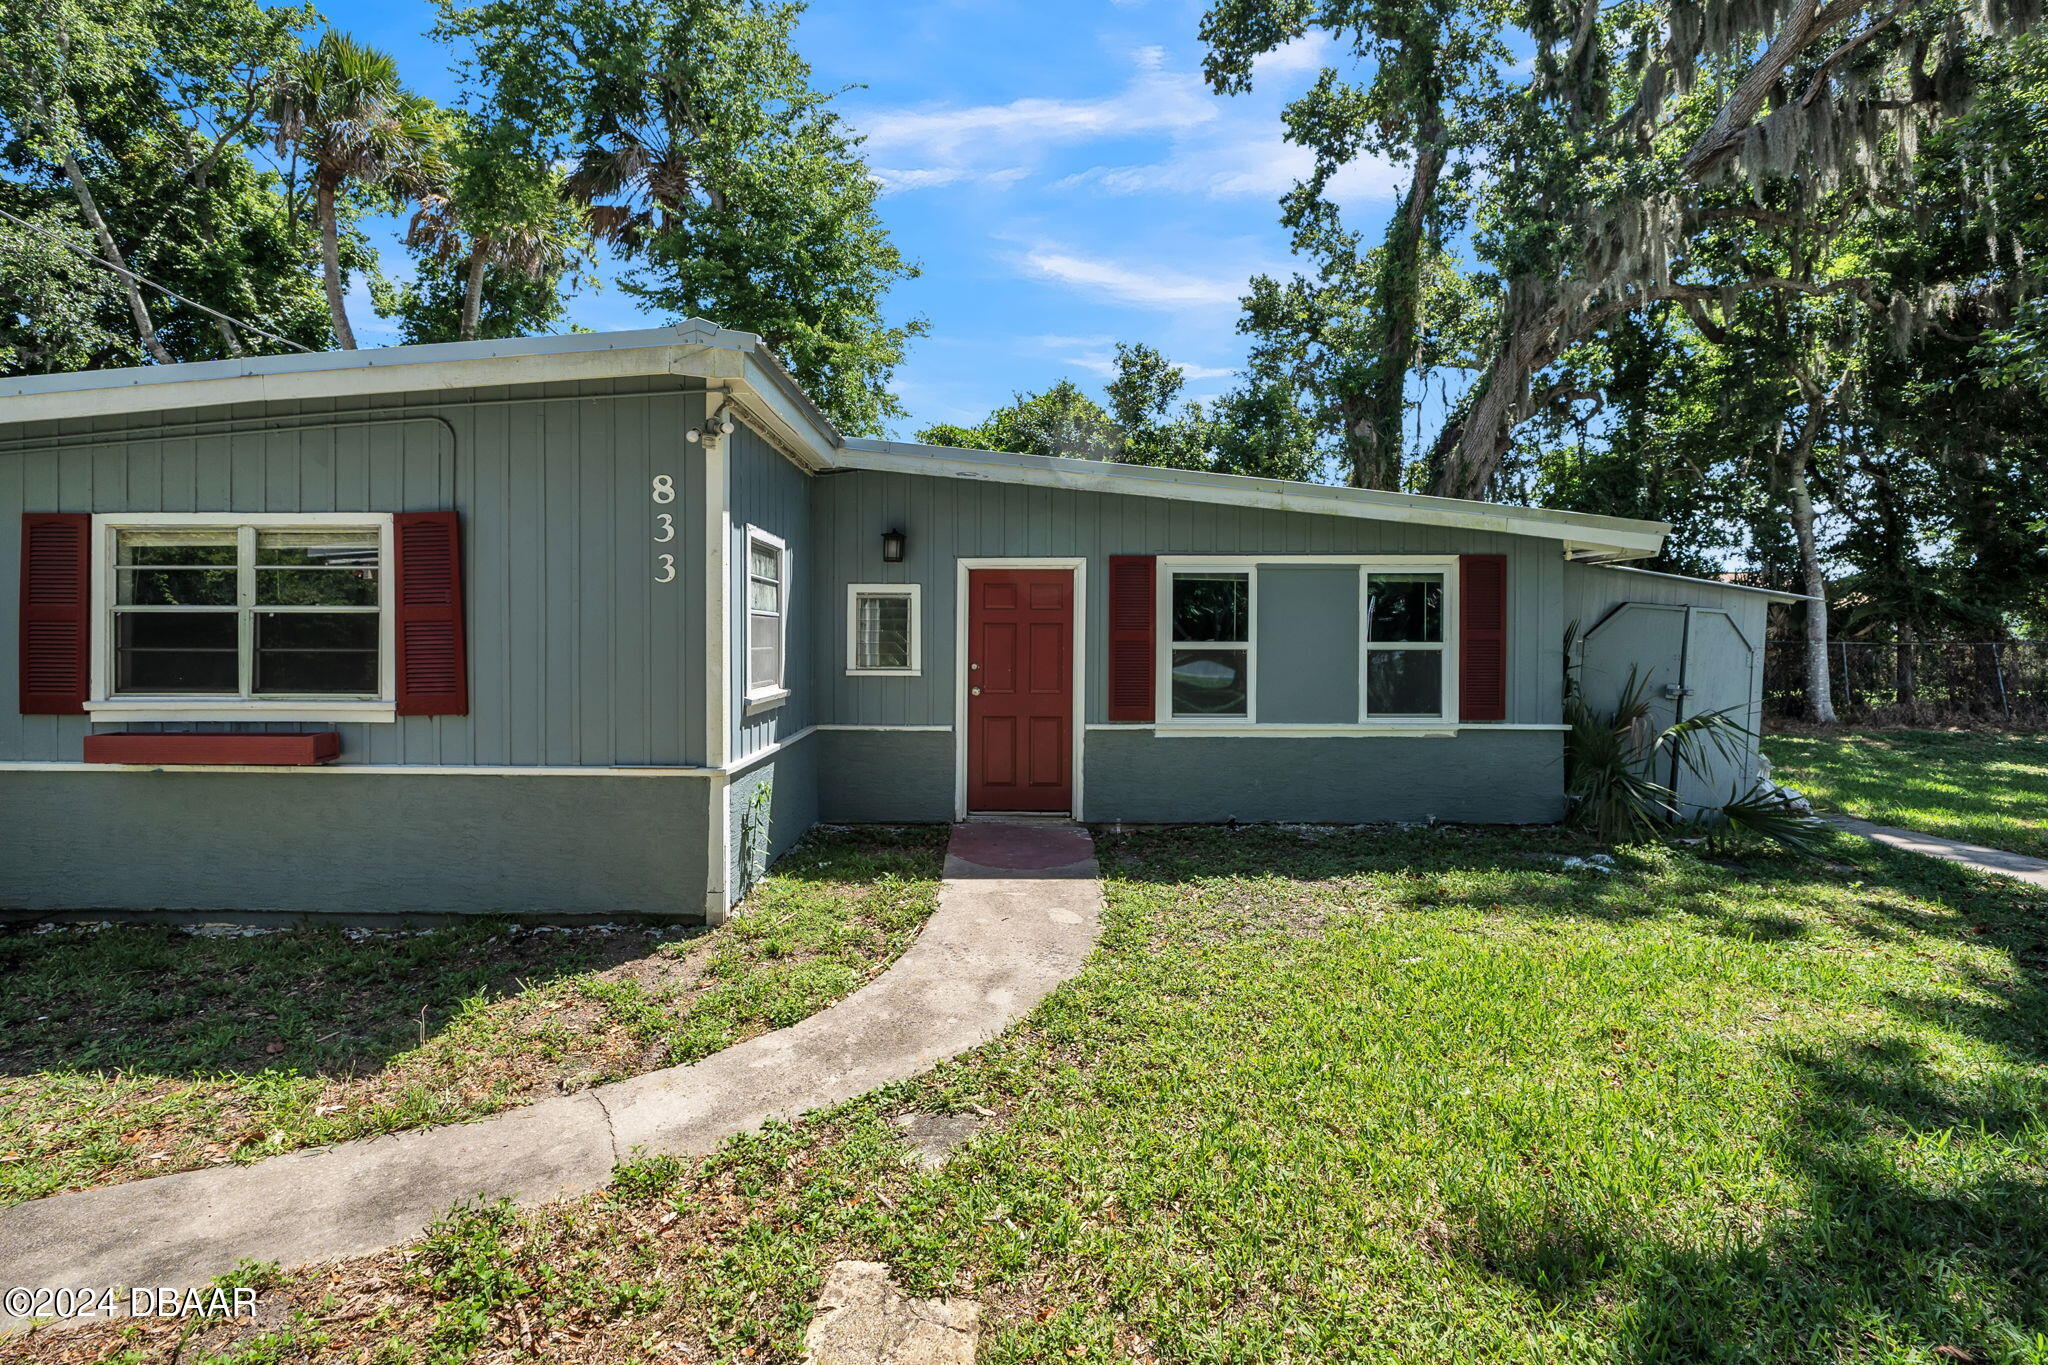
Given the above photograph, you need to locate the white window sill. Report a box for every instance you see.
[743,688,791,717]
[845,668,921,678]
[84,700,397,724]
[1151,722,1458,738]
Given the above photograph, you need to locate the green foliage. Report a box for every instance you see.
[270,30,451,349]
[0,0,334,370]
[433,0,922,434]
[393,115,588,343]
[919,343,1329,482]
[1562,656,1814,853]
[1203,0,1509,490]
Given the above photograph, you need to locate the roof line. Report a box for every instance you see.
[0,324,1669,558]
[1592,562,1811,603]
[834,437,1669,556]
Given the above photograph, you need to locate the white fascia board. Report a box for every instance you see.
[836,438,1669,558]
[0,326,707,422]
[1591,562,1811,603]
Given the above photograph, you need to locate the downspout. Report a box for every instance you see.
[702,389,733,924]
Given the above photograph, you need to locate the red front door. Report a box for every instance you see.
[966,568,1074,813]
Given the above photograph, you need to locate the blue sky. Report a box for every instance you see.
[326,0,1399,438]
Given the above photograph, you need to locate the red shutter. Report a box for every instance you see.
[19,513,90,714]
[1106,554,1156,723]
[393,511,468,716]
[1459,553,1508,722]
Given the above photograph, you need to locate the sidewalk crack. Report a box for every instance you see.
[588,1086,625,1164]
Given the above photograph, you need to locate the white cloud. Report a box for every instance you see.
[853,46,1216,193]
[1020,247,1250,310]
[1061,135,1406,202]
[1253,32,1339,77]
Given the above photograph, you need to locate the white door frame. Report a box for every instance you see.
[953,557,1087,821]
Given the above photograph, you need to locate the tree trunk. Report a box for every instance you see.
[317,178,358,350]
[1351,98,1445,492]
[1895,618,1917,706]
[59,151,172,364]
[1787,428,1837,724]
[215,320,245,356]
[460,243,488,342]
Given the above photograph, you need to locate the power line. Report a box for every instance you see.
[0,203,317,355]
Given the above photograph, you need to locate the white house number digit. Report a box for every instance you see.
[652,476,677,583]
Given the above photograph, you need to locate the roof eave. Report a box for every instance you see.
[835,438,1669,558]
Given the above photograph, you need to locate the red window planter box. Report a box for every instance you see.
[83,731,342,766]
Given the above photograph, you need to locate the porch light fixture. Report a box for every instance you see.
[881,528,906,563]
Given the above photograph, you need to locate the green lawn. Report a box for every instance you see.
[1766,729,2048,859]
[0,826,944,1205]
[43,824,2048,1365]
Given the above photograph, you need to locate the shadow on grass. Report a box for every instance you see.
[0,921,663,1082]
[1102,821,2048,1359]
[0,824,951,1085]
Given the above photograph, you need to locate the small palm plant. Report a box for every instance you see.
[1563,627,1821,852]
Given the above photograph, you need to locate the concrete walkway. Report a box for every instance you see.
[1827,814,2048,890]
[0,822,1102,1329]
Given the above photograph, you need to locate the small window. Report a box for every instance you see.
[1168,570,1251,718]
[746,527,787,699]
[846,584,920,675]
[1364,571,1447,718]
[108,522,385,699]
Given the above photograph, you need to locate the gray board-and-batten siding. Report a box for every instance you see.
[0,377,714,768]
[808,468,1568,729]
[1,380,721,919]
[804,467,1569,825]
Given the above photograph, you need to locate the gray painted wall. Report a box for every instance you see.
[727,730,820,904]
[729,422,814,761]
[1084,729,1566,824]
[0,771,711,915]
[0,378,710,767]
[817,729,954,823]
[808,469,1566,728]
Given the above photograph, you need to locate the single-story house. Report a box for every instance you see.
[0,322,1798,922]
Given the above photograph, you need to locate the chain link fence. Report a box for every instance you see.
[1764,639,2048,725]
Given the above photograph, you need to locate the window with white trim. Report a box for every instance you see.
[745,527,787,698]
[102,518,389,701]
[846,584,920,675]
[1362,570,1449,718]
[1167,569,1252,718]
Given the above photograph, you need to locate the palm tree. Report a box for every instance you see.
[270,32,447,348]
[406,122,581,342]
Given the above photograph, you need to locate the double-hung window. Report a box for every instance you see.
[95,515,392,713]
[846,584,920,675]
[1363,570,1450,718]
[745,527,788,702]
[1166,569,1252,719]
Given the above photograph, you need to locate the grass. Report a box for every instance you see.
[1766,728,2048,859]
[19,822,2048,1365]
[0,826,944,1205]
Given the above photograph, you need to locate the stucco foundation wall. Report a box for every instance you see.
[1081,729,1566,825]
[816,730,954,823]
[0,772,712,918]
[726,730,820,905]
